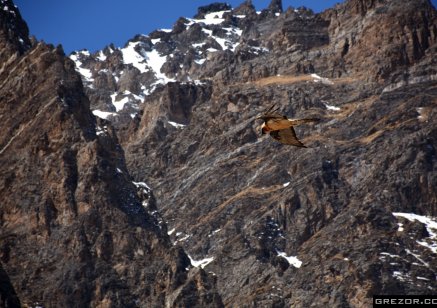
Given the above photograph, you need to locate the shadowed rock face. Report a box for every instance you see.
[0,0,31,63]
[116,0,437,306]
[2,0,437,307]
[124,79,437,306]
[0,2,223,307]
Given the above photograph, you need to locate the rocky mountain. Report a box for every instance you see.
[1,0,437,307]
[0,0,222,307]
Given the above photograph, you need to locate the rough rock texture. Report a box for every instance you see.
[0,263,20,307]
[0,1,222,307]
[0,0,31,63]
[2,0,437,307]
[118,0,437,306]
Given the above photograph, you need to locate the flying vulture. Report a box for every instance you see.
[256,105,319,147]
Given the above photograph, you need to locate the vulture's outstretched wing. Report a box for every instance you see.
[288,118,320,126]
[270,127,307,147]
[257,104,319,147]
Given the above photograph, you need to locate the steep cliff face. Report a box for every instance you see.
[321,0,437,80]
[0,0,30,63]
[2,0,437,307]
[93,0,436,306]
[0,1,222,307]
[72,0,437,131]
[124,78,437,307]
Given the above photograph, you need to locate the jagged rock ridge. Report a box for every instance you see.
[0,0,223,306]
[1,0,437,307]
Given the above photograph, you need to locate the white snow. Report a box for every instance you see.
[393,213,437,233]
[192,43,205,48]
[393,212,437,253]
[108,90,145,113]
[324,103,341,111]
[199,25,242,52]
[168,228,176,235]
[188,255,214,269]
[213,36,229,50]
[380,252,401,258]
[176,234,191,242]
[80,50,90,56]
[417,239,437,254]
[95,125,108,136]
[311,73,334,85]
[110,93,130,112]
[168,121,186,128]
[123,90,145,102]
[202,28,213,36]
[132,181,152,191]
[223,27,243,37]
[120,40,176,85]
[97,51,107,61]
[194,80,206,85]
[69,52,94,82]
[393,271,410,282]
[208,229,221,237]
[248,46,269,54]
[405,248,430,267]
[417,276,430,281]
[73,65,92,80]
[416,107,427,121]
[92,110,116,119]
[145,49,175,83]
[195,58,206,65]
[277,251,302,268]
[283,182,290,187]
[189,10,230,25]
[211,33,241,52]
[121,42,148,73]
[132,181,152,208]
[116,168,123,173]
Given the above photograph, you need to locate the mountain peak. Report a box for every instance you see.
[193,2,232,19]
[268,0,283,13]
[0,0,31,61]
[2,0,437,306]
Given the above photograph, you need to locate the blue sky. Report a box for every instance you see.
[13,0,437,54]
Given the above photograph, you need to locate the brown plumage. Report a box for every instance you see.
[256,105,319,147]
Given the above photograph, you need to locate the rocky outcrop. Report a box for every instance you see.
[267,0,283,13]
[194,2,232,19]
[0,0,31,63]
[122,74,437,306]
[0,3,223,306]
[0,262,20,308]
[105,0,437,306]
[321,0,437,80]
[70,0,437,127]
[2,0,437,307]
